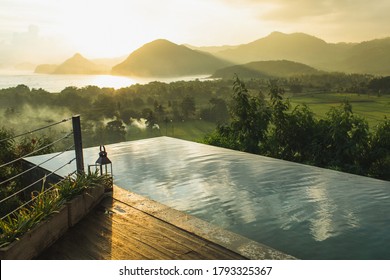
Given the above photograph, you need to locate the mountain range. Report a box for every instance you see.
[34,32,390,77]
[206,32,390,75]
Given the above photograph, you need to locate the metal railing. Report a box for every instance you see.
[0,115,84,220]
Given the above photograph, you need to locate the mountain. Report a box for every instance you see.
[214,32,347,70]
[337,38,390,75]
[208,31,390,75]
[112,39,231,77]
[184,44,237,54]
[35,64,58,74]
[211,60,320,79]
[53,53,108,74]
[35,53,109,74]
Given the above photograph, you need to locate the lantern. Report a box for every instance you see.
[88,145,113,191]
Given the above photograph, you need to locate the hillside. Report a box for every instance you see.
[215,32,336,67]
[112,39,231,77]
[210,31,390,75]
[34,64,58,74]
[337,38,390,75]
[35,53,109,74]
[53,53,107,74]
[211,60,320,79]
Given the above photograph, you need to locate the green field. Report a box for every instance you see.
[289,93,390,129]
[124,93,389,143]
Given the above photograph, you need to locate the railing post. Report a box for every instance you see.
[72,115,84,174]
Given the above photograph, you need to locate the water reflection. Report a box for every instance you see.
[306,184,337,241]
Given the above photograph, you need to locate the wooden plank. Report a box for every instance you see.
[38,197,246,260]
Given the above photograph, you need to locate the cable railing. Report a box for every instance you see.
[0,115,84,221]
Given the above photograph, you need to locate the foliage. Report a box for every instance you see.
[0,75,389,179]
[368,119,390,180]
[0,172,111,247]
[55,171,112,201]
[0,186,62,248]
[368,76,390,95]
[204,76,390,180]
[206,75,271,153]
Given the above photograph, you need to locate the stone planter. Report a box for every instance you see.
[0,185,106,259]
[84,185,105,213]
[66,194,86,227]
[0,205,69,260]
[67,185,105,227]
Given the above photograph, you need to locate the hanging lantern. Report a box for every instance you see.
[88,145,113,191]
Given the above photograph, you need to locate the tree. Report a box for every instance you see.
[180,95,196,119]
[205,75,271,154]
[264,79,289,157]
[200,98,229,123]
[319,100,370,174]
[105,119,126,143]
[368,119,390,180]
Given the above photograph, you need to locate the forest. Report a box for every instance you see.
[0,72,389,184]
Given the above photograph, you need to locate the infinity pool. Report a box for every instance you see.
[27,137,390,259]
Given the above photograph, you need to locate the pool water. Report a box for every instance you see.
[27,137,390,259]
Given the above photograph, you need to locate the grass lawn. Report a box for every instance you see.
[289,93,390,129]
[124,93,389,143]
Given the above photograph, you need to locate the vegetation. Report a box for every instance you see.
[0,171,111,247]
[0,72,389,181]
[0,127,56,218]
[204,76,389,180]
[0,184,62,248]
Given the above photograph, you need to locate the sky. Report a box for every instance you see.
[1,0,390,65]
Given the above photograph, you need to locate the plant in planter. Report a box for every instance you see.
[0,186,67,259]
[54,171,111,227]
[0,186,63,247]
[0,172,111,259]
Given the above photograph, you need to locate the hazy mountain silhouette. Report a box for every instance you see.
[112,39,231,77]
[183,44,237,54]
[53,53,108,74]
[208,31,390,75]
[211,60,320,79]
[337,38,390,75]
[214,32,349,70]
[31,32,390,77]
[35,53,109,74]
[35,64,58,74]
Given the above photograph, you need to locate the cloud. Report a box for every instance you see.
[220,0,390,21]
[217,0,390,42]
[0,25,72,67]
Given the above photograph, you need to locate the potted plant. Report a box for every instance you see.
[55,171,111,227]
[0,172,111,259]
[0,187,67,260]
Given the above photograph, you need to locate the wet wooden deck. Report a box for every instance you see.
[37,195,247,260]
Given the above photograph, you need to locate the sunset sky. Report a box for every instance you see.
[1,0,390,63]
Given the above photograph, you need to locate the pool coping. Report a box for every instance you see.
[113,184,297,260]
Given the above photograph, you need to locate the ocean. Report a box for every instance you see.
[0,72,208,92]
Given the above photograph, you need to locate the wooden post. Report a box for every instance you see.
[72,115,84,174]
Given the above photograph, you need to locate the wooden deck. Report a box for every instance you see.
[37,195,246,260]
